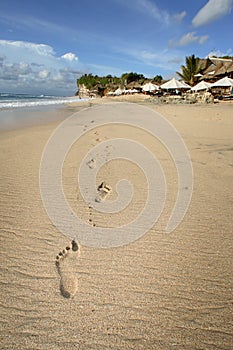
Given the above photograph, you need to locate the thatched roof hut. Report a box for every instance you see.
[201,57,233,80]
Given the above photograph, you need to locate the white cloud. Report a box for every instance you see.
[114,46,159,66]
[87,63,124,76]
[113,45,183,72]
[115,0,186,26]
[0,60,33,81]
[206,48,233,57]
[139,50,158,61]
[198,35,209,44]
[169,32,209,47]
[192,0,233,27]
[61,52,78,62]
[114,0,171,25]
[0,40,83,94]
[168,57,183,65]
[173,11,186,23]
[139,0,170,24]
[38,69,50,79]
[0,56,5,67]
[0,40,55,57]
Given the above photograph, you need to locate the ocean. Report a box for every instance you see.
[0,93,88,130]
[0,93,84,109]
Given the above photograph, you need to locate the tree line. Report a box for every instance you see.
[77,72,163,90]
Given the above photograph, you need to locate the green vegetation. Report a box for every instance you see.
[77,74,120,90]
[153,75,163,83]
[176,54,201,86]
[77,72,157,90]
[120,72,145,85]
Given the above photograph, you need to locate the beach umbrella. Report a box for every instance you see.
[210,76,233,87]
[191,81,212,91]
[113,88,124,95]
[126,89,139,94]
[142,82,159,92]
[161,78,190,89]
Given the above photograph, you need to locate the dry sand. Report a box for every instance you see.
[0,97,232,349]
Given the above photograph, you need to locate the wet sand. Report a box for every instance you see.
[0,98,232,349]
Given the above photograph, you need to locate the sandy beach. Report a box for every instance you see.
[0,97,233,349]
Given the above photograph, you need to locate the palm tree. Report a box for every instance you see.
[176,54,201,86]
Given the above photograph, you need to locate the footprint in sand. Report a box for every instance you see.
[55,240,80,298]
[95,181,112,203]
[87,158,96,169]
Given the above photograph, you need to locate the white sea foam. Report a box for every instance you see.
[0,94,88,109]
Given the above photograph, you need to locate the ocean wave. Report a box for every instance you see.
[0,95,88,109]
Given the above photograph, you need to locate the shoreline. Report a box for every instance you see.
[0,93,232,133]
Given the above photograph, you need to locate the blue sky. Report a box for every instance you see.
[0,0,232,95]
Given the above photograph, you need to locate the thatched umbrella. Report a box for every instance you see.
[113,87,124,95]
[125,89,139,94]
[211,76,233,87]
[142,82,159,92]
[161,78,190,89]
[191,81,212,91]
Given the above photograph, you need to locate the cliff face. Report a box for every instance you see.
[78,83,93,98]
[77,83,106,98]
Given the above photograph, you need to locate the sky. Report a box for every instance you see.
[0,0,232,95]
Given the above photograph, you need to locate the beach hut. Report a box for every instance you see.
[210,76,233,99]
[191,81,212,91]
[161,78,190,90]
[200,57,233,81]
[142,82,159,92]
